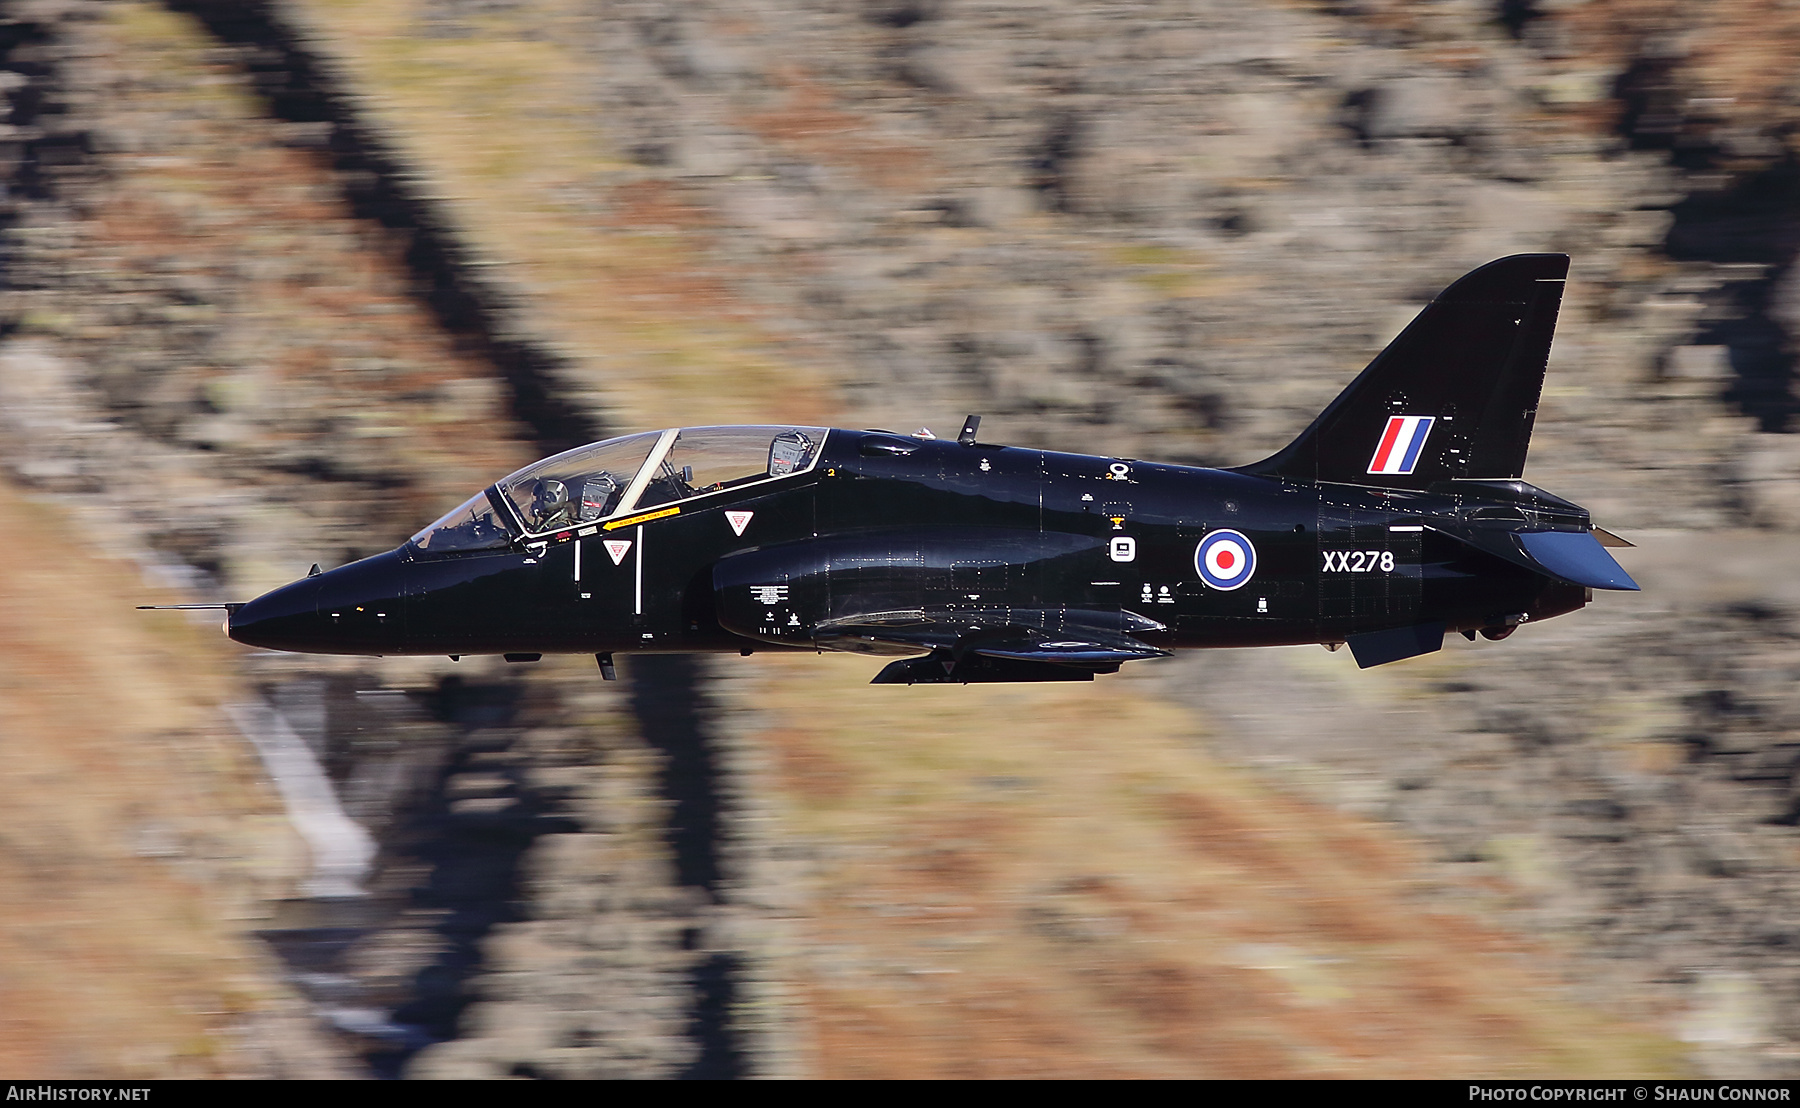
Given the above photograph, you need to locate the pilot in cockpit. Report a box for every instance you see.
[490,426,824,537]
[529,478,574,531]
[532,472,631,531]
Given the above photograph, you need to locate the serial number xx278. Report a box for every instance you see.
[1324,550,1396,573]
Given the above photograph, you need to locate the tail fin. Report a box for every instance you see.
[1238,253,1569,489]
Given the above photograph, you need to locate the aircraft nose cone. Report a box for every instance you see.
[228,576,323,652]
[229,550,410,655]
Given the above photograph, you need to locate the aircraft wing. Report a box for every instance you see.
[811,608,1170,683]
[967,629,1171,666]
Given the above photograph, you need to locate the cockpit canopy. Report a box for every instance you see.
[407,425,827,554]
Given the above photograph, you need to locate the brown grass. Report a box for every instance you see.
[90,3,535,512]
[0,478,311,1077]
[1558,0,1800,133]
[738,66,939,192]
[288,0,847,432]
[1347,0,1800,142]
[732,654,1689,1078]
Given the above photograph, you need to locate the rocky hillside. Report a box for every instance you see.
[5,0,1800,1078]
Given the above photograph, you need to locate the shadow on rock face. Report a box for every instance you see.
[1617,51,1800,433]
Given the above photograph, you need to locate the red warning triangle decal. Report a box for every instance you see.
[726,510,754,537]
[603,539,631,565]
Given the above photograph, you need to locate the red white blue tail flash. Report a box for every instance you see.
[1367,415,1435,475]
[1195,529,1256,591]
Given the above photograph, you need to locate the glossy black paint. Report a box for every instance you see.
[228,437,1596,661]
[226,255,1637,679]
[1248,252,1567,488]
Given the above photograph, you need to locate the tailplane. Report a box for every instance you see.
[1238,254,1569,489]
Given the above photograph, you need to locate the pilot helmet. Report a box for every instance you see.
[532,478,570,521]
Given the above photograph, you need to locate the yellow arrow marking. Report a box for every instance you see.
[604,505,680,531]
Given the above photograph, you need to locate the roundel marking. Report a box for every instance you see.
[1195,529,1257,591]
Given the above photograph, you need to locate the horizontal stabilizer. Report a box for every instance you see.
[1515,531,1639,591]
[1433,523,1639,591]
[1347,621,1446,669]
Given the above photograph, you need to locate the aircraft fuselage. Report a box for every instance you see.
[229,430,1585,664]
[217,256,1637,680]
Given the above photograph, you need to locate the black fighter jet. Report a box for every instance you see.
[201,254,1638,682]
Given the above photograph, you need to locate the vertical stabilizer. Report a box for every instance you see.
[1238,254,1569,489]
